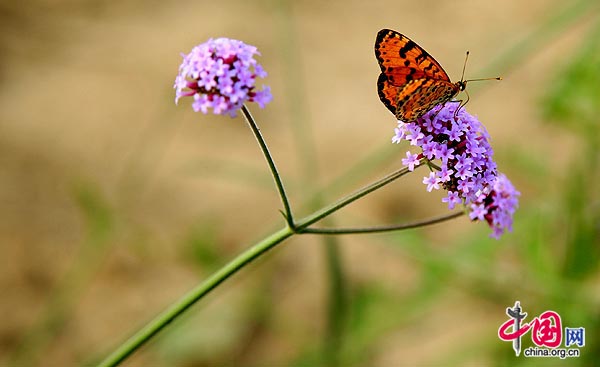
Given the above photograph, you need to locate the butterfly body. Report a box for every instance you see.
[375,29,465,121]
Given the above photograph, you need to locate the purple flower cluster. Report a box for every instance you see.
[392,102,519,238]
[174,38,272,116]
[471,173,520,239]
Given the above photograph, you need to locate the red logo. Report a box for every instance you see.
[496,300,590,360]
[499,309,562,348]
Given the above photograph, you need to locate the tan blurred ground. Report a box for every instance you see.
[0,0,594,366]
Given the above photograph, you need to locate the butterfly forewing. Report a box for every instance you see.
[375,29,459,121]
[375,29,451,86]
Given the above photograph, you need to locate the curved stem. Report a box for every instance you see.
[96,226,294,367]
[241,104,295,228]
[95,163,421,367]
[300,211,465,235]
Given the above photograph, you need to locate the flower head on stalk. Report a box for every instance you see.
[174,38,272,117]
[392,102,519,238]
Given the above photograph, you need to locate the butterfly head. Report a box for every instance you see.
[457,80,467,91]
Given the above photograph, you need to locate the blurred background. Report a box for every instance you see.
[1,0,599,366]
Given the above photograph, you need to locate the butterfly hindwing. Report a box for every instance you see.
[377,73,402,115]
[395,78,459,121]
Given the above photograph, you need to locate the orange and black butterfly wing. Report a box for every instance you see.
[395,78,459,121]
[375,29,451,86]
[377,73,401,115]
[375,29,458,120]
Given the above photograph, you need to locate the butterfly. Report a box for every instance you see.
[375,29,498,121]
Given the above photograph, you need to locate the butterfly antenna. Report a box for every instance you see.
[464,76,503,83]
[461,51,502,84]
[460,51,469,83]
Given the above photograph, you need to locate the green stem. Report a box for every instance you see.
[300,211,465,235]
[95,163,420,367]
[241,104,295,227]
[96,226,293,367]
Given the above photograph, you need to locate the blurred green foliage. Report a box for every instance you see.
[8,182,115,367]
[181,222,223,272]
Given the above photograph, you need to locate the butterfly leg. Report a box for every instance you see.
[453,89,470,118]
[430,100,460,121]
[428,104,445,121]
